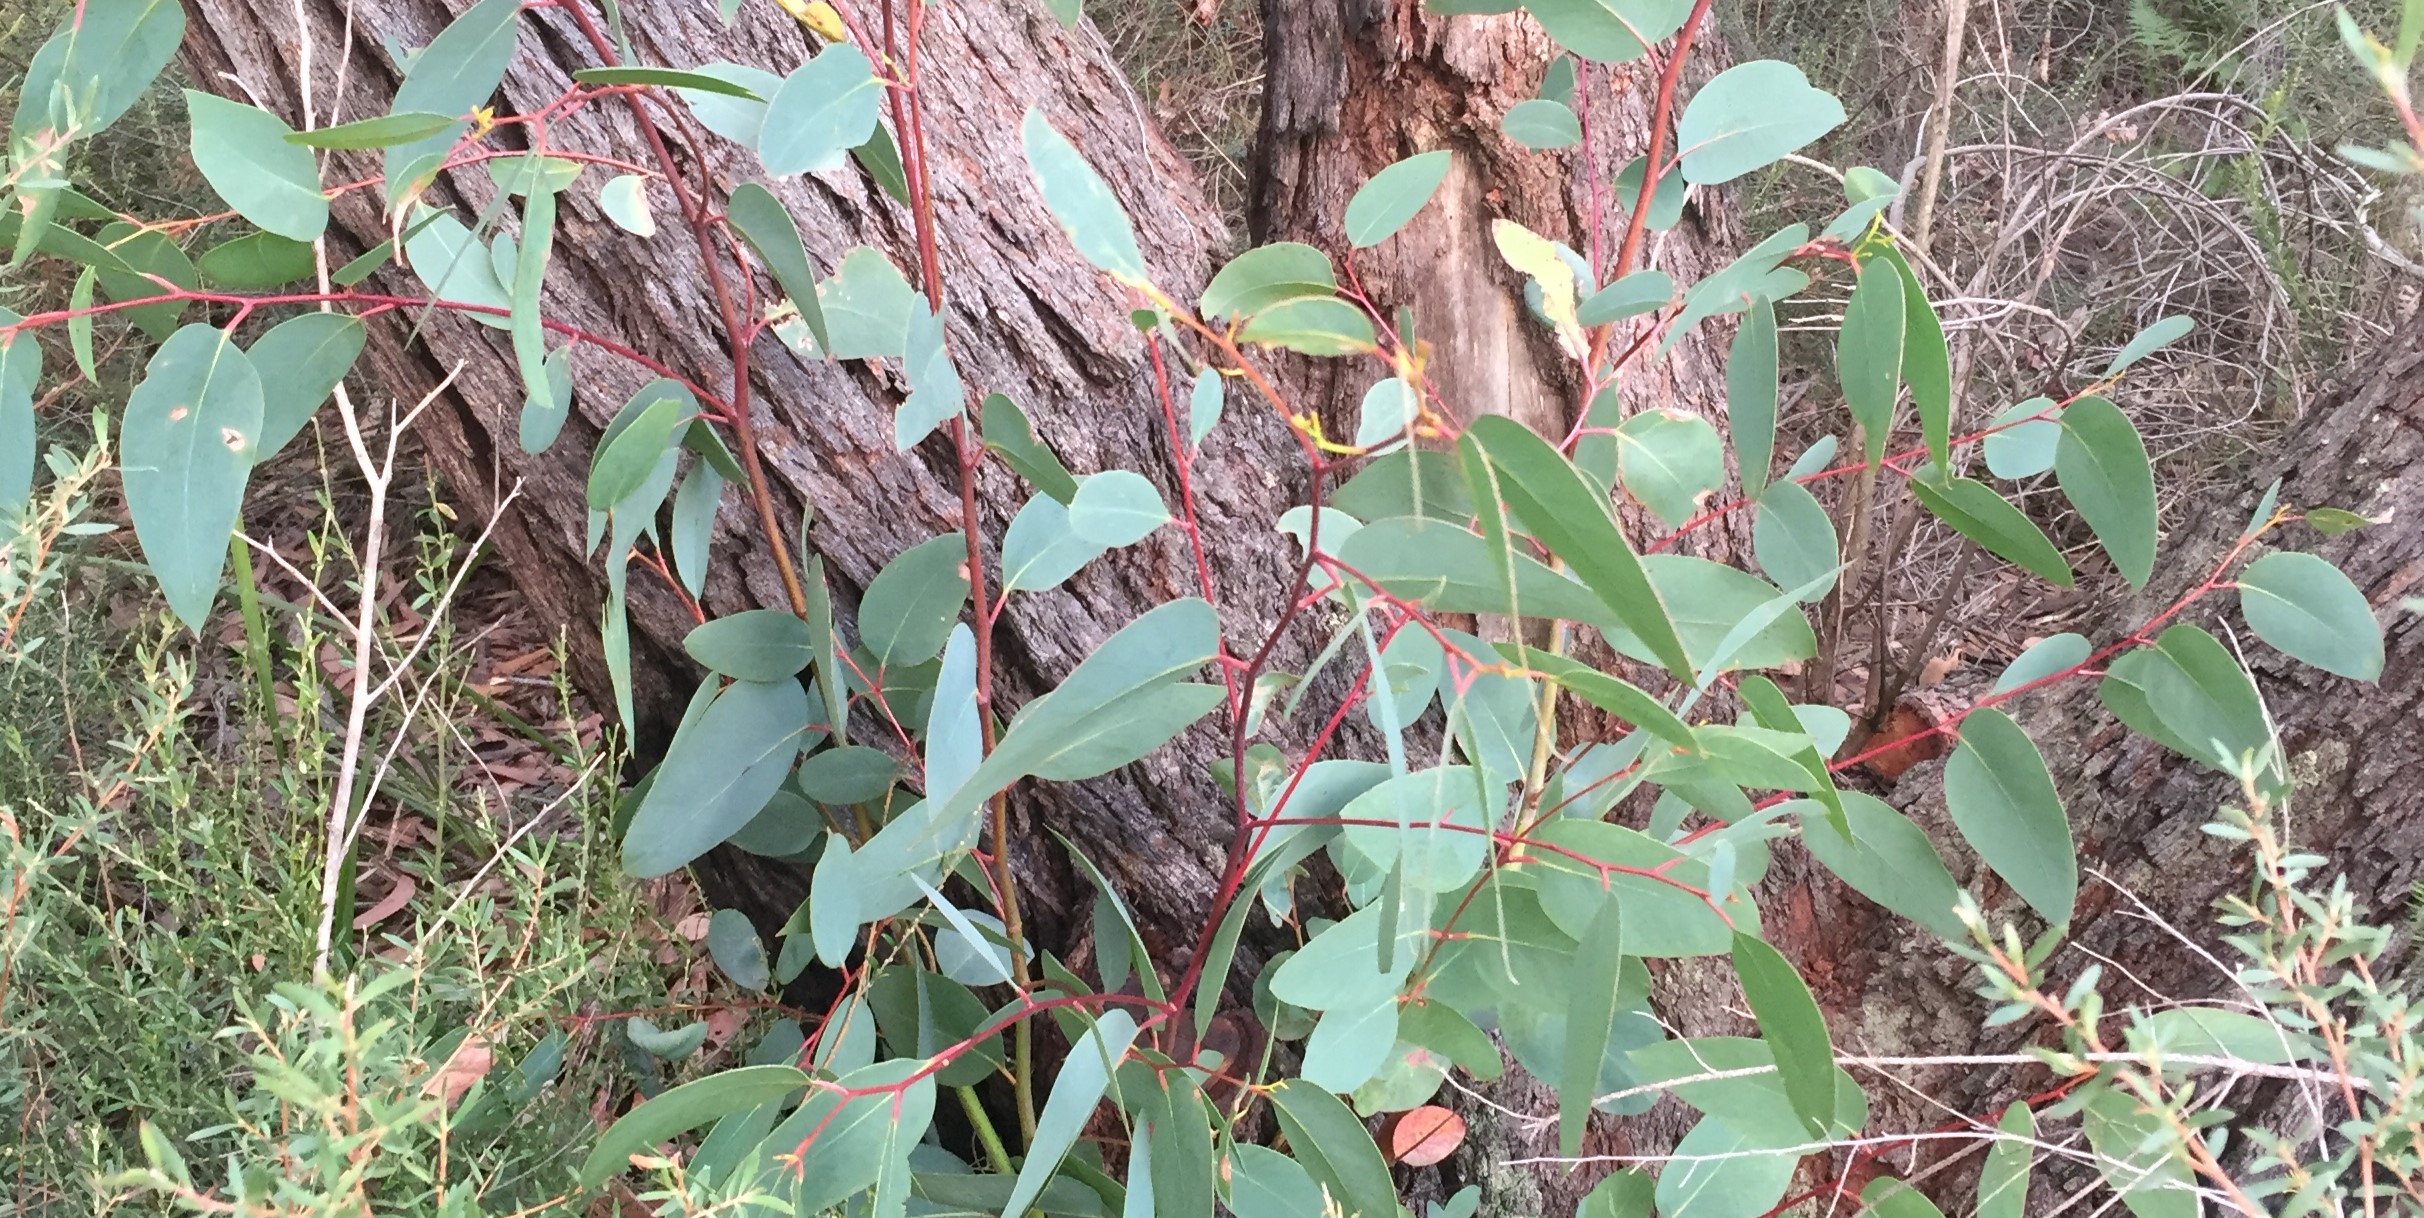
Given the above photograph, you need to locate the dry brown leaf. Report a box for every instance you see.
[424,1035,495,1107]
[351,873,419,930]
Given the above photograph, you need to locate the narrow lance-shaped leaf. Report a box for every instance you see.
[1267,1080,1398,1218]
[1838,253,1905,465]
[1978,1101,2036,1218]
[1000,1011,1140,1218]
[621,677,814,876]
[509,159,558,416]
[1465,416,1696,682]
[725,182,830,358]
[1728,297,1779,496]
[1732,931,1838,1138]
[0,307,40,513]
[1883,248,1951,471]
[1907,473,2073,588]
[1561,893,1624,1156]
[575,1065,810,1186]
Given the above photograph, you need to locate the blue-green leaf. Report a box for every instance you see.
[1838,253,1905,464]
[122,326,264,630]
[1023,108,1150,286]
[246,313,364,460]
[576,1064,809,1186]
[1503,99,1582,149]
[383,0,523,195]
[860,532,971,666]
[1942,708,2075,924]
[1727,297,1780,495]
[1676,60,1845,184]
[1344,151,1452,248]
[2053,395,2157,587]
[1002,1012,1140,1218]
[760,45,884,175]
[2237,552,2383,681]
[1069,470,1170,546]
[622,677,813,876]
[186,92,326,241]
[1731,931,1836,1137]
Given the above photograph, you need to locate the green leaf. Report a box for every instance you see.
[1983,397,2061,479]
[788,246,912,360]
[13,0,186,144]
[727,182,829,358]
[0,310,40,513]
[860,533,970,666]
[1629,556,1816,675]
[1795,792,1965,939]
[1838,253,1905,464]
[1731,931,1836,1137]
[1499,644,1695,751]
[1654,1114,1798,1218]
[1943,708,2075,924]
[1300,992,1399,1093]
[867,967,1004,1088]
[2080,1086,2197,1218]
[576,1064,809,1186]
[1069,471,1170,546]
[522,344,574,454]
[2100,624,2272,775]
[927,624,982,806]
[896,299,965,450]
[1615,409,1724,530]
[1979,1103,2034,1218]
[66,272,97,383]
[196,231,317,293]
[1993,633,2089,694]
[1466,415,1696,682]
[1908,472,2073,587]
[2053,395,2157,587]
[686,610,816,680]
[1578,270,1675,326]
[1200,242,1338,322]
[1503,99,1582,149]
[1676,60,1846,184]
[287,111,459,149]
[1862,1177,1950,1218]
[1344,150,1452,248]
[1023,108,1150,286]
[1752,480,1838,600]
[2237,551,2383,680]
[1354,377,1420,449]
[1334,516,1607,628]
[1002,1012,1141,1218]
[1883,249,1950,471]
[1727,297,1780,495]
[1667,224,1813,355]
[982,393,1082,504]
[1045,0,1084,25]
[246,314,365,460]
[573,65,764,97]
[1613,156,1687,231]
[402,207,511,321]
[1582,1170,1655,1218]
[487,153,583,196]
[1525,0,1692,63]
[673,62,780,145]
[1003,493,1110,592]
[760,45,884,175]
[2105,314,2193,376]
[508,169,558,421]
[1335,765,1494,893]
[1561,893,1625,1155]
[769,1059,937,1215]
[798,745,897,805]
[122,326,264,630]
[1189,372,1223,446]
[383,0,523,194]
[599,174,655,237]
[1237,297,1376,355]
[1267,1079,1396,1218]
[706,908,770,989]
[806,559,851,736]
[2133,1008,2309,1066]
[586,397,686,511]
[1226,1145,1326,1218]
[94,223,197,342]
[622,677,813,876]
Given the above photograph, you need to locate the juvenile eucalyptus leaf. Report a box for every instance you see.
[669,462,722,597]
[1795,793,1965,939]
[2052,395,2158,587]
[195,232,316,290]
[1189,371,1224,446]
[599,173,656,236]
[1268,1079,1400,1218]
[2239,552,2383,680]
[1731,931,1837,1137]
[1883,248,1951,470]
[1200,242,1338,322]
[685,610,816,681]
[1838,253,1905,465]
[1675,60,1846,184]
[2104,314,2194,376]
[94,223,197,341]
[1983,397,2061,479]
[1578,270,1676,326]
[896,299,965,451]
[1023,108,1151,285]
[1943,708,2076,924]
[575,1064,810,1186]
[246,313,365,460]
[1237,297,1376,355]
[981,393,1082,503]
[926,625,982,806]
[1560,894,1625,1156]
[725,182,828,358]
[1502,98,1583,149]
[287,111,459,150]
[705,908,770,990]
[1002,493,1109,592]
[621,677,813,877]
[1344,150,1452,248]
[1525,0,1691,62]
[1907,473,2073,587]
[673,62,781,145]
[1226,1146,1327,1218]
[860,533,971,666]
[1613,156,1687,231]
[760,44,884,175]
[1615,410,1724,530]
[0,309,41,513]
[1979,1103,2036,1218]
[586,397,685,511]
[1727,297,1780,495]
[794,246,914,360]
[13,0,187,144]
[1665,224,1810,355]
[1992,632,2090,694]
[382,0,523,194]
[122,325,264,630]
[1752,480,1837,600]
[571,65,765,97]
